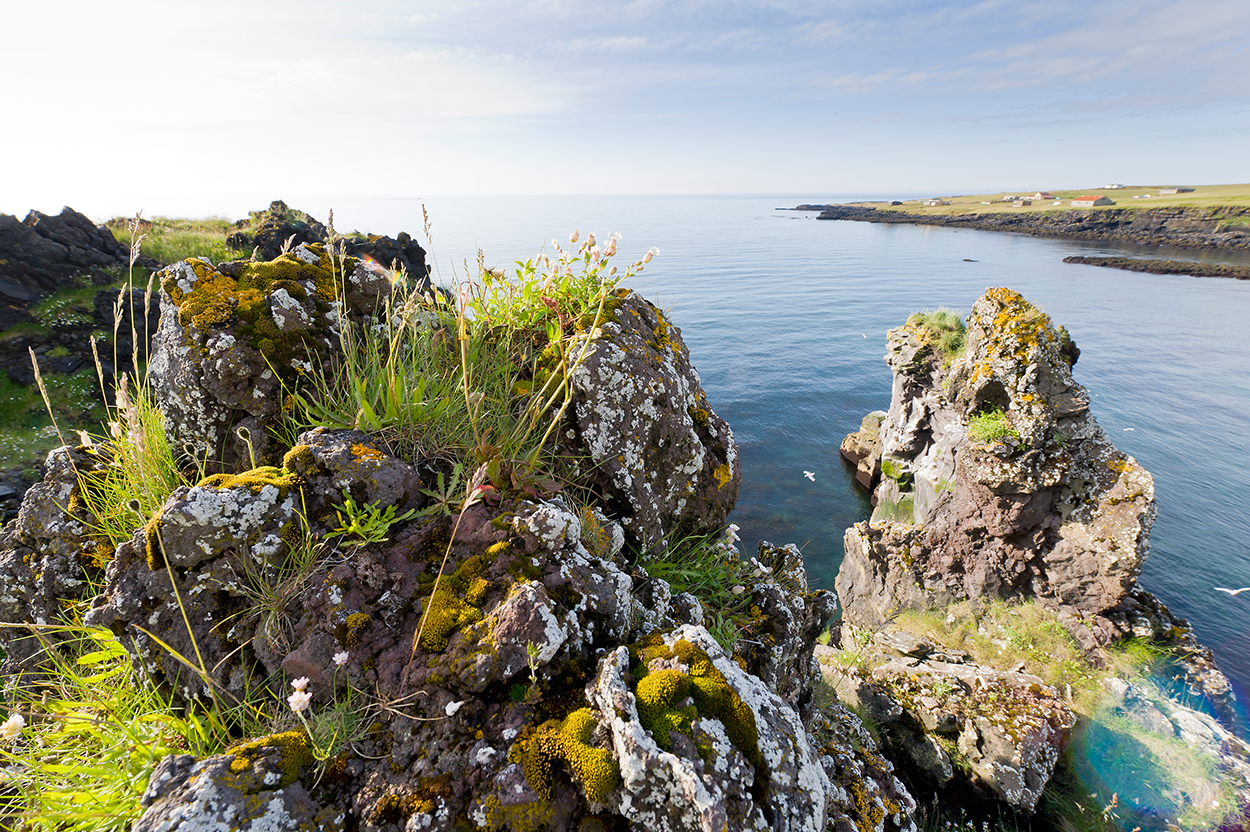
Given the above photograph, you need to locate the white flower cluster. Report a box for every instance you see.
[0,713,24,741]
[287,677,312,713]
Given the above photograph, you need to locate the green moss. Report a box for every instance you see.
[336,612,373,647]
[480,793,555,832]
[162,247,353,369]
[417,587,484,652]
[519,708,620,803]
[227,730,312,790]
[281,443,318,478]
[631,637,762,773]
[196,464,297,495]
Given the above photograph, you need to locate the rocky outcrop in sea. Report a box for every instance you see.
[834,288,1250,827]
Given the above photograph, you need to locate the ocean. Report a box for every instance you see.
[305,194,1250,703]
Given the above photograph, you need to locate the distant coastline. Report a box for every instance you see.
[796,203,1250,252]
[795,183,1250,255]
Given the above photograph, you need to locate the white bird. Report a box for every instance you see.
[1123,428,1135,431]
[862,334,867,338]
[1215,587,1250,596]
[803,471,815,481]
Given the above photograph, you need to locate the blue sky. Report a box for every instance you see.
[3,0,1248,216]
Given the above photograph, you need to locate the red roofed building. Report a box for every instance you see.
[1072,195,1114,207]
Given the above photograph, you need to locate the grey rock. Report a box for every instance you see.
[562,290,740,551]
[589,624,831,832]
[837,288,1156,638]
[135,745,343,832]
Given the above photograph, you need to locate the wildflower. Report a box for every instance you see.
[291,677,309,692]
[570,229,579,244]
[0,714,24,741]
[587,232,596,246]
[333,651,349,667]
[643,246,659,263]
[731,585,746,595]
[288,689,312,713]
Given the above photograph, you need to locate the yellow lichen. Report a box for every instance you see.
[196,465,297,495]
[227,730,312,790]
[350,442,386,461]
[714,461,732,489]
[337,612,373,647]
[519,708,620,804]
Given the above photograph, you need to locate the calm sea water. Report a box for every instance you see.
[311,195,1250,701]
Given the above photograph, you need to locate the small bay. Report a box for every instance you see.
[314,194,1250,703]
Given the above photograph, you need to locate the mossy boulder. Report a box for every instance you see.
[588,624,831,832]
[148,244,395,469]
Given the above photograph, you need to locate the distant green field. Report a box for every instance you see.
[855,183,1250,217]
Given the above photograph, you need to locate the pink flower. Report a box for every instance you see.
[569,229,580,244]
[333,651,349,667]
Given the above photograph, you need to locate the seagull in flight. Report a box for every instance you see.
[1215,587,1250,596]
[803,471,816,481]
[1123,428,1135,432]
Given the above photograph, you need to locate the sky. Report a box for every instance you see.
[2,0,1249,217]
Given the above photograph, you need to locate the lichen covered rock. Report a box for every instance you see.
[837,288,1156,641]
[134,737,344,832]
[826,645,1074,812]
[0,445,106,671]
[148,245,395,468]
[588,625,830,832]
[563,290,740,551]
[735,542,838,708]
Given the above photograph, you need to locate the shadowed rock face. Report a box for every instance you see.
[837,288,1155,641]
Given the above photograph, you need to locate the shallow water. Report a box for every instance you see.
[316,194,1250,705]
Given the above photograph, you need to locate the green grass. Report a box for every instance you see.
[105,216,246,265]
[908,308,967,360]
[637,530,755,651]
[0,613,241,831]
[0,368,106,470]
[966,407,1019,444]
[856,182,1250,216]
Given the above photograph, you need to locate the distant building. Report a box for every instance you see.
[1103,184,1125,189]
[924,199,949,206]
[1159,187,1195,195]
[1029,192,1053,200]
[1012,200,1033,207]
[1072,196,1114,207]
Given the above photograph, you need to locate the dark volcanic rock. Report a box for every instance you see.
[814,204,1250,251]
[0,207,127,307]
[1062,255,1250,279]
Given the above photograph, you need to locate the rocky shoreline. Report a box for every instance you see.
[1062,255,1250,279]
[803,203,1250,252]
[0,204,1246,830]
